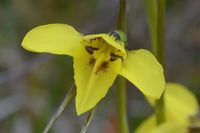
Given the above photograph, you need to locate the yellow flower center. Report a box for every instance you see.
[82,37,124,74]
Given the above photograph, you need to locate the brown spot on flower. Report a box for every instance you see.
[188,113,200,133]
[89,58,96,66]
[188,127,200,133]
[96,62,109,74]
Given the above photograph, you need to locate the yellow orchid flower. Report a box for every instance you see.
[135,83,200,133]
[21,24,165,115]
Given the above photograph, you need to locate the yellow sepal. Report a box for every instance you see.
[119,49,165,99]
[22,24,82,56]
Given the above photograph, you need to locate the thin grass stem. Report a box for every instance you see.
[43,84,76,133]
[80,109,95,133]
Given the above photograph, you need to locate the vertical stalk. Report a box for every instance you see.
[116,77,129,133]
[155,0,166,125]
[144,0,157,56]
[116,0,129,133]
[117,0,126,32]
[156,0,165,66]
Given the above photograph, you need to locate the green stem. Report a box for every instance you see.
[116,0,129,132]
[156,0,165,66]
[144,0,157,56]
[117,0,126,32]
[154,0,166,125]
[116,76,129,133]
[155,94,165,124]
[43,84,76,133]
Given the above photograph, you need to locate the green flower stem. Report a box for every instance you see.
[144,0,157,56]
[154,0,166,125]
[156,0,165,66]
[116,76,129,133]
[43,84,76,133]
[117,0,126,32]
[116,0,129,132]
[80,109,95,133]
[155,94,165,124]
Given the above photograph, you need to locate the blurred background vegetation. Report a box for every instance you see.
[0,0,200,133]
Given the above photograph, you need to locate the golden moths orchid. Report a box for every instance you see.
[22,24,165,115]
[136,83,200,133]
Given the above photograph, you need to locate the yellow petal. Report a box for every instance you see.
[22,24,82,56]
[150,122,187,133]
[119,49,165,99]
[83,34,126,59]
[147,83,198,122]
[135,115,156,133]
[74,45,122,115]
[135,115,188,133]
[164,83,199,122]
